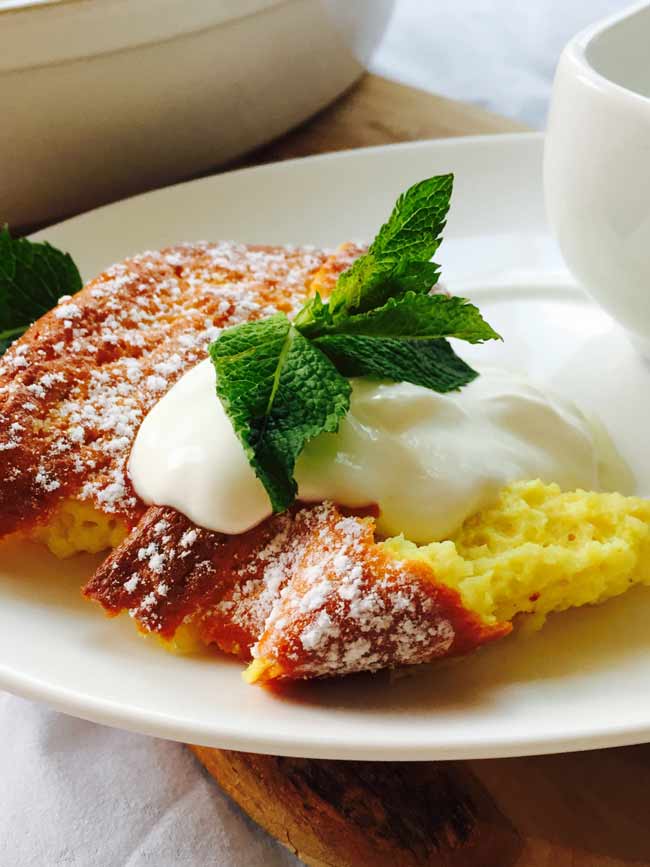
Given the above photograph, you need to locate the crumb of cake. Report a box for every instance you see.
[30,499,127,558]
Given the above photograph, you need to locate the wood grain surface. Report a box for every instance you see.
[232,74,525,167]
[191,744,650,867]
[190,74,650,867]
[190,746,521,867]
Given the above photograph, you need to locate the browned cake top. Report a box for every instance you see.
[0,241,361,537]
[84,499,508,681]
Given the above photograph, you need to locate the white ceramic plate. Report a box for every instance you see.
[3,133,650,760]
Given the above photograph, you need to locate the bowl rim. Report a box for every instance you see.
[0,0,292,72]
[0,0,74,13]
[0,0,282,14]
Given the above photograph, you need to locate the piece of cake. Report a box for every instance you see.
[82,480,650,682]
[3,242,650,685]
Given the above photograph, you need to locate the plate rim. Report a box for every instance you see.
[8,131,650,761]
[2,640,650,760]
[31,131,545,243]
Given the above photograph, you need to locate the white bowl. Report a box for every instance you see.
[1,0,393,229]
[544,1,650,355]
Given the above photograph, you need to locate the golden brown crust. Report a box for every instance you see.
[0,241,350,538]
[83,501,508,681]
[82,503,292,646]
[239,503,509,680]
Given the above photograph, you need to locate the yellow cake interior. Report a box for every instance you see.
[383,480,650,628]
[30,480,650,637]
[30,499,128,559]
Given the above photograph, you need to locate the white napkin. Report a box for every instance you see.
[371,0,626,127]
[0,692,300,867]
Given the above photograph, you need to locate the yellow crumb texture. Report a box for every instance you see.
[243,657,284,684]
[152,623,204,655]
[30,499,128,559]
[32,481,650,637]
[382,480,650,628]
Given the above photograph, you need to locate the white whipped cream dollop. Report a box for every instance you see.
[129,359,601,543]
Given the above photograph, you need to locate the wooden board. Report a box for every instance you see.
[190,747,521,867]
[231,73,525,167]
[190,744,650,866]
[189,74,650,866]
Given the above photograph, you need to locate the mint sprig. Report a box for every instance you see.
[313,335,479,393]
[210,314,351,513]
[0,226,82,355]
[210,174,501,513]
[329,173,453,317]
[311,292,500,394]
[312,291,500,342]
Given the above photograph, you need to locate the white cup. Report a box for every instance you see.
[544,2,650,356]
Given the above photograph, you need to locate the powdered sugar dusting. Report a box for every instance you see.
[8,237,463,684]
[248,503,456,678]
[0,241,330,531]
[188,501,457,679]
[86,498,472,683]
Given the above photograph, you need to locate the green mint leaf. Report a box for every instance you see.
[292,291,331,335]
[209,313,350,512]
[314,334,478,393]
[308,291,501,344]
[327,174,453,318]
[387,260,441,295]
[210,174,500,515]
[0,225,83,355]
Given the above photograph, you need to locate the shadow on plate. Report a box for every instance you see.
[0,536,102,613]
[267,583,650,714]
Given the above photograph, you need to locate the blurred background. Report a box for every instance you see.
[2,0,631,229]
[373,0,627,127]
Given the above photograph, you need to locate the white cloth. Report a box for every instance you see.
[370,0,627,127]
[1,2,631,864]
[0,693,299,867]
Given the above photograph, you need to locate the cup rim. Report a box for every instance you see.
[562,0,650,109]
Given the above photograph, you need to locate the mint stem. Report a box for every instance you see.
[0,326,25,341]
